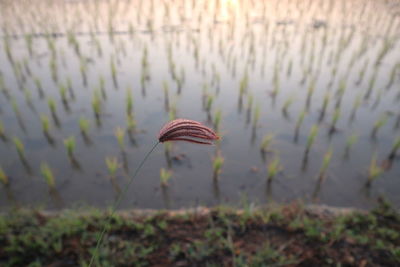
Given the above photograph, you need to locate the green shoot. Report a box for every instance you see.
[389,136,400,159]
[214,109,222,131]
[126,87,133,114]
[267,157,282,182]
[331,108,341,127]
[105,157,119,178]
[160,168,172,187]
[0,120,5,139]
[372,114,388,137]
[127,114,136,132]
[206,94,214,112]
[12,137,25,159]
[260,134,274,153]
[40,114,51,134]
[0,167,8,186]
[48,98,57,115]
[41,162,55,189]
[79,117,90,136]
[11,97,20,117]
[114,127,125,150]
[319,147,333,179]
[213,154,225,178]
[306,125,319,152]
[253,103,261,127]
[92,91,101,117]
[367,154,384,186]
[63,136,76,159]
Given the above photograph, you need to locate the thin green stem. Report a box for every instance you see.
[88,141,159,266]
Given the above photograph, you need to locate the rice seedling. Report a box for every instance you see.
[356,60,369,85]
[388,136,400,160]
[213,153,225,179]
[267,157,282,183]
[114,127,125,150]
[0,120,6,141]
[318,147,333,180]
[11,97,20,117]
[330,107,341,132]
[12,137,25,160]
[49,55,58,82]
[169,103,177,121]
[282,96,294,118]
[366,154,384,187]
[239,72,248,98]
[48,98,57,116]
[127,113,136,133]
[163,81,170,111]
[306,125,319,153]
[349,94,362,122]
[364,72,377,100]
[91,91,101,119]
[344,133,358,158]
[371,114,389,138]
[59,83,68,104]
[260,134,274,154]
[214,109,222,132]
[206,94,214,113]
[79,117,90,136]
[305,78,316,108]
[40,114,51,134]
[252,103,261,128]
[319,91,330,122]
[160,168,172,187]
[105,157,119,179]
[386,63,399,89]
[0,167,8,186]
[41,162,55,190]
[63,136,76,159]
[294,110,307,142]
[126,87,133,115]
[34,77,44,98]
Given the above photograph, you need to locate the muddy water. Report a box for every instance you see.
[0,0,399,210]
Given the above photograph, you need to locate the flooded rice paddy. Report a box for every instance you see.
[0,0,399,210]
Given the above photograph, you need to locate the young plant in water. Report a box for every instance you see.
[105,157,119,179]
[318,147,333,180]
[91,91,101,119]
[214,109,222,132]
[213,152,225,179]
[0,120,6,140]
[260,134,274,154]
[41,162,55,190]
[127,114,136,132]
[330,108,341,132]
[371,114,388,138]
[344,133,358,157]
[40,114,51,135]
[126,87,133,115]
[306,125,319,153]
[388,136,400,160]
[252,103,261,128]
[0,167,8,186]
[12,137,25,160]
[89,119,219,267]
[63,136,76,159]
[282,96,294,118]
[160,168,172,187]
[114,127,125,150]
[48,98,57,117]
[79,117,90,137]
[267,157,282,183]
[366,154,384,187]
